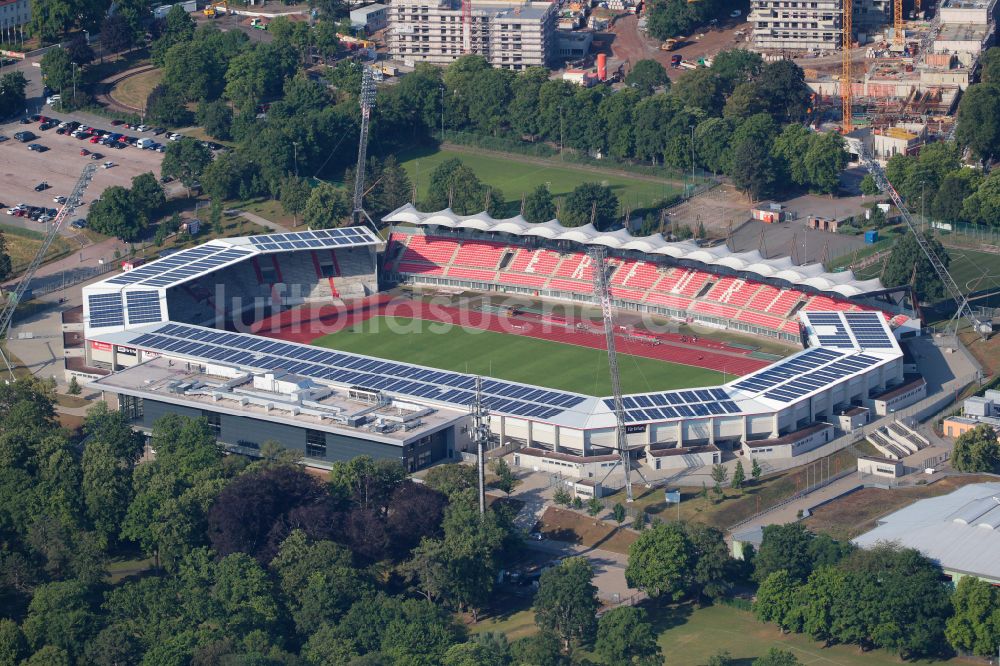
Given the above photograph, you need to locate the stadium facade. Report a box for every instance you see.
[81,211,922,478]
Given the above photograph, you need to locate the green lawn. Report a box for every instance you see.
[398,147,683,217]
[475,604,948,665]
[312,316,725,395]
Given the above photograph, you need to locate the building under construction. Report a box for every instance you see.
[388,0,557,69]
[749,0,890,51]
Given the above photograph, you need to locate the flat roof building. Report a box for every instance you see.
[853,482,1000,584]
[388,0,557,69]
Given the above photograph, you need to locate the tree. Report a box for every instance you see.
[731,461,745,490]
[804,132,847,195]
[67,375,81,395]
[586,498,603,517]
[707,650,736,666]
[102,14,137,53]
[533,557,599,651]
[951,424,1000,473]
[87,186,146,242]
[0,232,12,285]
[797,565,847,643]
[980,46,1000,82]
[753,570,800,631]
[860,173,880,196]
[956,83,1000,163]
[694,117,734,174]
[423,464,478,499]
[40,47,73,97]
[162,139,213,192]
[0,619,27,666]
[754,523,818,583]
[424,158,504,216]
[131,172,166,218]
[595,607,661,666]
[674,68,724,115]
[625,522,694,600]
[385,481,447,559]
[21,646,70,666]
[882,231,949,302]
[753,648,801,666]
[646,0,700,40]
[490,457,520,497]
[328,455,406,511]
[711,49,764,93]
[945,575,1000,657]
[442,641,508,666]
[562,182,619,230]
[625,59,670,96]
[933,168,980,223]
[751,458,762,484]
[754,60,811,122]
[553,486,572,506]
[82,403,143,547]
[0,71,28,120]
[196,100,233,141]
[279,176,311,226]
[146,84,193,127]
[688,523,736,601]
[21,580,96,655]
[611,502,626,526]
[710,464,728,491]
[731,131,777,200]
[510,632,564,666]
[962,169,1000,227]
[523,184,556,223]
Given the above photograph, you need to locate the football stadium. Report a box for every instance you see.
[80,206,926,485]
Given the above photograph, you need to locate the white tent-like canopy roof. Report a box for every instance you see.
[384,204,884,297]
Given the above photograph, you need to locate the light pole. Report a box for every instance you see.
[292,141,299,178]
[71,62,77,104]
[689,125,695,197]
[559,106,564,161]
[439,85,445,142]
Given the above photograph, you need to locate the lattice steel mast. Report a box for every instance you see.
[471,375,491,515]
[842,0,852,132]
[590,246,634,502]
[0,163,96,377]
[352,61,377,229]
[857,143,989,338]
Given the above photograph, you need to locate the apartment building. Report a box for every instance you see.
[0,0,31,30]
[389,0,557,69]
[749,0,888,51]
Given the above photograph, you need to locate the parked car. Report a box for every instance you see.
[39,122,56,131]
[168,133,181,141]
[151,127,166,135]
[13,131,35,142]
[90,152,103,160]
[55,127,67,135]
[19,118,31,124]
[53,196,66,204]
[0,135,7,142]
[80,148,90,156]
[137,124,149,132]
[102,161,114,169]
[34,182,49,191]
[110,119,124,126]
[69,219,86,229]
[27,144,48,152]
[45,95,60,105]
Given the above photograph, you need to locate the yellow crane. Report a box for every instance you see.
[842,0,852,132]
[894,0,904,47]
[203,1,228,18]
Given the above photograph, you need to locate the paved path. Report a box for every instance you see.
[524,537,639,603]
[229,209,288,233]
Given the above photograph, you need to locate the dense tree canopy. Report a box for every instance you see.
[882,230,949,302]
[951,423,1000,473]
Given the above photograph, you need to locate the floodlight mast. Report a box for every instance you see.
[471,375,490,515]
[0,163,96,378]
[857,142,988,339]
[590,246,634,502]
[352,62,377,230]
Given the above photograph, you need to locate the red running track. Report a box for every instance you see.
[250,296,774,376]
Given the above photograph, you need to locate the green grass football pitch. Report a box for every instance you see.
[311,317,727,396]
[398,147,684,217]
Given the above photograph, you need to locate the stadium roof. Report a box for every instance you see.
[96,228,381,291]
[383,204,884,298]
[852,482,1000,581]
[88,310,902,430]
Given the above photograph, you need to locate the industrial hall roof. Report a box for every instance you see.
[383,204,885,298]
[853,482,1000,581]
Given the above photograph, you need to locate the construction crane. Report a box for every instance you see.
[842,0,853,132]
[894,0,904,47]
[351,60,377,229]
[462,0,472,53]
[0,163,96,377]
[857,143,990,338]
[590,246,635,502]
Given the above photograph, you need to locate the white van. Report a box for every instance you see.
[137,138,154,149]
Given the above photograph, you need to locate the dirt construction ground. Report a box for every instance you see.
[0,116,167,234]
[610,14,751,78]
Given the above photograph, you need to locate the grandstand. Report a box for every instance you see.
[381,206,921,343]
[79,209,924,482]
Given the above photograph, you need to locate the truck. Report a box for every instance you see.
[250,17,268,29]
[660,38,677,51]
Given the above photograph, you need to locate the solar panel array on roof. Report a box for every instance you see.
[732,347,844,394]
[103,244,253,288]
[763,353,881,402]
[247,228,376,252]
[602,387,741,424]
[88,293,125,328]
[125,290,162,325]
[844,312,894,349]
[807,312,854,347]
[126,323,587,420]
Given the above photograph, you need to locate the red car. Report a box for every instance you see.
[80,148,90,156]
[89,136,101,143]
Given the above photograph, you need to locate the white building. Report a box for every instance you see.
[0,0,31,30]
[389,0,556,70]
[351,3,389,34]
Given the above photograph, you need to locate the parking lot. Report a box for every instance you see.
[0,114,169,235]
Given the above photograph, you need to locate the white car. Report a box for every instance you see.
[102,161,115,169]
[137,124,149,132]
[46,95,61,105]
[53,195,66,204]
[168,133,181,141]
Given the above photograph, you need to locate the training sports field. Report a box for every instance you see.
[398,147,684,216]
[312,316,726,395]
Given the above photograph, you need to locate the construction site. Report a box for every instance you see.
[751,0,994,155]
